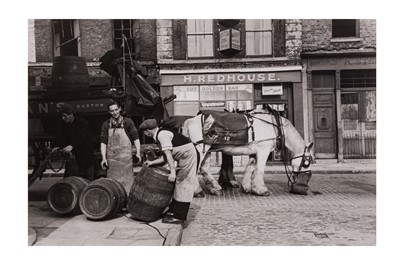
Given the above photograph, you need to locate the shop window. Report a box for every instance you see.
[173,84,254,114]
[341,70,376,88]
[187,19,213,58]
[113,19,138,56]
[52,19,80,56]
[332,19,359,38]
[245,19,272,56]
[341,93,359,120]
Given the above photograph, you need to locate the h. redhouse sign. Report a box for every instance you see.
[161,71,301,86]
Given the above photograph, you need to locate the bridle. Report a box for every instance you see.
[285,147,313,187]
[290,146,313,172]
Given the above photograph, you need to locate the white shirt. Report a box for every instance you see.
[153,128,173,151]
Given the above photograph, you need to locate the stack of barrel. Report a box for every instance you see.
[47,176,127,220]
[47,166,175,222]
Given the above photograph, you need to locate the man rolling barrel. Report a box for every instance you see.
[139,119,198,224]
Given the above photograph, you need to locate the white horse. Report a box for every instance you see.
[180,110,314,196]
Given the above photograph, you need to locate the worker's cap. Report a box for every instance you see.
[139,119,158,130]
[56,102,74,114]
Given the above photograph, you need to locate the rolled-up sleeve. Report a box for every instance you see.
[125,118,139,142]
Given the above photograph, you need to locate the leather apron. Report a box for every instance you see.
[172,143,197,202]
[106,120,134,193]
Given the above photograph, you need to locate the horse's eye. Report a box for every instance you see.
[303,160,310,167]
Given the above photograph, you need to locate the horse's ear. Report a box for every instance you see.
[306,142,314,151]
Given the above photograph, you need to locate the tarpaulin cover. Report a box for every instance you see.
[99,49,167,121]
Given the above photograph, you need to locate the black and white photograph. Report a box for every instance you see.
[2,0,399,265]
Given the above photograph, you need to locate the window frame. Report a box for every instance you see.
[332,19,360,39]
[52,19,81,57]
[187,19,214,58]
[245,19,273,57]
[112,19,138,57]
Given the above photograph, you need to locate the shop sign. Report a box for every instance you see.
[200,85,225,92]
[200,102,225,108]
[162,71,301,86]
[219,28,241,52]
[174,85,199,101]
[262,85,283,95]
[226,84,253,91]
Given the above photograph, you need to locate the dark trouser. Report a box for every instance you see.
[168,199,190,221]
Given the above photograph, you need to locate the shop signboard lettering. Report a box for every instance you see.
[174,85,199,101]
[162,71,301,86]
[262,85,283,95]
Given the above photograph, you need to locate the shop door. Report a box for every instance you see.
[312,90,337,158]
[341,91,376,158]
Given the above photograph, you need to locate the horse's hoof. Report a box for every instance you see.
[210,189,222,196]
[194,191,205,198]
[252,188,271,196]
[230,181,240,188]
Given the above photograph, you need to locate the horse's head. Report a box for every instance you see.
[290,142,314,173]
[289,142,313,195]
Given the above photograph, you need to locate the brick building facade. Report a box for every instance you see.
[28,19,376,164]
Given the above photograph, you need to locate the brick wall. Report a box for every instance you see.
[34,19,53,62]
[80,20,113,61]
[156,19,173,60]
[285,19,302,60]
[302,19,376,52]
[28,20,36,62]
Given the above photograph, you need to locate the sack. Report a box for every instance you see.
[290,171,312,195]
[202,111,249,145]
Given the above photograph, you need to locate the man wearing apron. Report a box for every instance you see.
[100,101,141,193]
[139,119,198,224]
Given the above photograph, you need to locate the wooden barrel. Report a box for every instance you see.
[47,176,90,216]
[79,178,127,221]
[127,166,174,222]
[51,56,89,91]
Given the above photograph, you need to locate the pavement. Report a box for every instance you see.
[28,159,376,246]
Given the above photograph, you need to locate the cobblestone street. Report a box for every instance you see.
[181,173,376,246]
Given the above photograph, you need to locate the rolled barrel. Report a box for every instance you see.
[79,178,127,221]
[127,166,174,222]
[47,176,90,216]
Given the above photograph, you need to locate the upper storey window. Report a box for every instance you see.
[187,19,214,58]
[113,19,138,56]
[245,19,272,56]
[332,19,359,38]
[52,19,81,56]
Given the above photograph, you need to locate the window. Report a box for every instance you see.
[173,84,254,115]
[312,72,335,89]
[113,20,138,56]
[52,20,80,56]
[332,19,359,38]
[341,70,376,88]
[187,19,213,58]
[245,19,272,56]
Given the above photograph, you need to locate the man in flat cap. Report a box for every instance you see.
[140,118,199,224]
[53,103,95,180]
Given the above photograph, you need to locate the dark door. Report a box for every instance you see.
[313,90,337,158]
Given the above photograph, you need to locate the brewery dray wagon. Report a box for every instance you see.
[28,51,173,187]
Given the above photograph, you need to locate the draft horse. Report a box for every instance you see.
[181,110,314,196]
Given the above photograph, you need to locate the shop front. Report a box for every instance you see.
[159,66,305,165]
[306,56,376,161]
